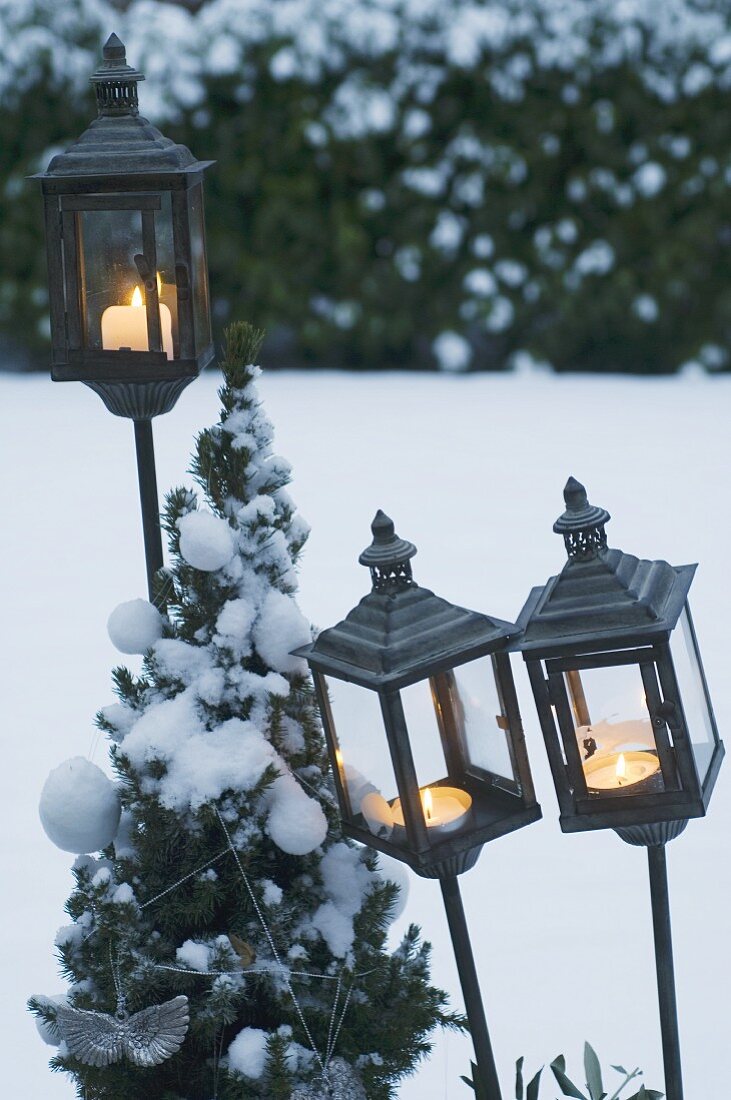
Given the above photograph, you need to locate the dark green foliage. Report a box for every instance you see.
[549,1044,663,1100]
[8,3,731,373]
[515,1055,543,1100]
[460,1046,663,1099]
[29,322,457,1097]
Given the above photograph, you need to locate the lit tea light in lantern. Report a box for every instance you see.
[584,749,661,791]
[578,718,662,793]
[101,281,173,358]
[616,753,627,783]
[391,785,473,836]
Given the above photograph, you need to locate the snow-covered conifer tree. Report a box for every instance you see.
[31,323,459,1099]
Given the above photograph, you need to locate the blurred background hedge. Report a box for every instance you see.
[3,0,731,373]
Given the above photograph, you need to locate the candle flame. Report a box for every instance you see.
[422,787,434,822]
[616,753,627,780]
[335,748,344,771]
[131,285,143,308]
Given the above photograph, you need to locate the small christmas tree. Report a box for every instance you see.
[31,323,459,1099]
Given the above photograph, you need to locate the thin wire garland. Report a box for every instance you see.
[74,807,368,1084]
[214,806,327,1073]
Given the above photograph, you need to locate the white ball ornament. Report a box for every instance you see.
[39,757,121,855]
[107,599,164,654]
[178,511,235,572]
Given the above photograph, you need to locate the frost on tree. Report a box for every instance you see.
[29,323,459,1099]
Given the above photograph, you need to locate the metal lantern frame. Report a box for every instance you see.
[32,33,217,599]
[32,33,215,423]
[516,477,724,1100]
[299,512,541,881]
[516,478,724,840]
[298,511,542,1100]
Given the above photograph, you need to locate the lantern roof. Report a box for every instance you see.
[298,512,518,687]
[516,478,696,655]
[34,34,213,180]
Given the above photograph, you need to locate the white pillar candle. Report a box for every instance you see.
[101,286,174,359]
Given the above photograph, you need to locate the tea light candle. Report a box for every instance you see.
[101,285,173,358]
[391,786,472,836]
[584,750,661,792]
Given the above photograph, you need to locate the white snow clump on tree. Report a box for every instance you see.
[31,993,67,1046]
[227,1026,269,1078]
[266,773,328,855]
[252,588,311,674]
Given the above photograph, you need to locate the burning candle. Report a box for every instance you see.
[578,718,662,794]
[583,749,661,792]
[101,283,173,358]
[391,785,472,836]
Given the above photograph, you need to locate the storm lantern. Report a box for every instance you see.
[516,477,724,842]
[517,481,724,1100]
[297,511,541,880]
[298,510,541,1099]
[32,33,214,422]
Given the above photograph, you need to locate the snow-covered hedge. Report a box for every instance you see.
[4,0,731,371]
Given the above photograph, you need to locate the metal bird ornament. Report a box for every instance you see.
[56,993,189,1068]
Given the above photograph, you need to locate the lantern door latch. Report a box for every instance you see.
[133,254,156,293]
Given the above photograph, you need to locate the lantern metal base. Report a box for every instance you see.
[419,845,483,880]
[344,798,541,880]
[84,377,195,420]
[614,819,688,847]
[558,798,703,834]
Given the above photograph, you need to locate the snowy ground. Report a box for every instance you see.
[2,367,729,1099]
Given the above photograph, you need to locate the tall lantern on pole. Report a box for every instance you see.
[516,477,724,1100]
[297,511,542,1100]
[32,33,215,598]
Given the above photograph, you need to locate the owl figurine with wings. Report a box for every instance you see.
[56,994,190,1068]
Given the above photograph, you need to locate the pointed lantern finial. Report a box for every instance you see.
[358,511,417,592]
[90,33,145,118]
[552,477,611,561]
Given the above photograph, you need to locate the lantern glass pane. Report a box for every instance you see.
[78,196,178,359]
[323,676,397,826]
[78,208,144,350]
[563,663,665,797]
[400,679,450,789]
[400,678,474,836]
[448,656,515,781]
[670,606,716,782]
[155,194,179,358]
[188,184,211,355]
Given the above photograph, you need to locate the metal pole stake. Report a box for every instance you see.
[647,844,684,1100]
[440,875,502,1100]
[133,419,164,602]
